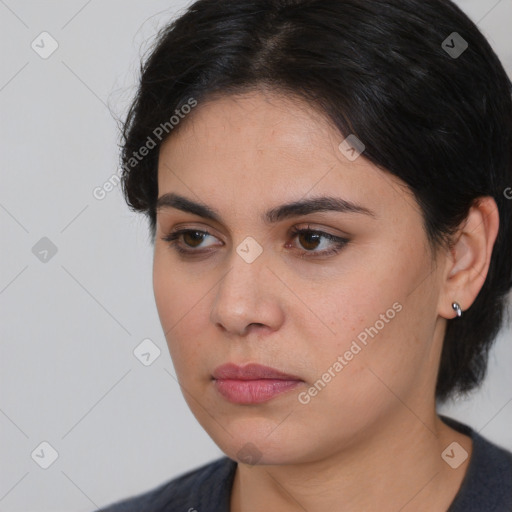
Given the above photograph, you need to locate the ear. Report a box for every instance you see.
[438,197,500,319]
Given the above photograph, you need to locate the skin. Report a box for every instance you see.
[152,89,499,511]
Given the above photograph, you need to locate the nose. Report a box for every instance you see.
[210,251,285,337]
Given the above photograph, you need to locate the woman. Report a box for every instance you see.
[100,0,512,510]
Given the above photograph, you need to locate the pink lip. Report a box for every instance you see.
[212,363,304,404]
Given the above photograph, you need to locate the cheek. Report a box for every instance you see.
[152,252,210,368]
[300,255,422,381]
[308,262,438,413]
[152,252,178,331]
[153,248,204,325]
[314,273,400,341]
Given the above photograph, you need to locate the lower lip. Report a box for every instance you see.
[214,379,302,404]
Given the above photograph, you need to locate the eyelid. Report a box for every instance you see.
[162,221,348,241]
[290,222,350,239]
[162,223,223,241]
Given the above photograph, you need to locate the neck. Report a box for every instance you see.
[230,412,472,512]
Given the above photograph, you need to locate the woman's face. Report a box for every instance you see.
[153,90,449,465]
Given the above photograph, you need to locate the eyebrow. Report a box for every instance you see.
[155,192,375,224]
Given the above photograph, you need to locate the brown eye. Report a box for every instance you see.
[289,226,350,258]
[162,226,348,259]
[161,229,219,255]
[297,231,322,251]
[182,230,207,248]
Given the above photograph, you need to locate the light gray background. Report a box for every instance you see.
[1,1,511,511]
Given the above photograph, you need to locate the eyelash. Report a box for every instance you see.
[161,226,349,259]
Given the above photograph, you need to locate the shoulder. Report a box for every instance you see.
[442,416,512,512]
[98,457,237,512]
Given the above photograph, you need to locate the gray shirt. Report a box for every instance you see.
[99,416,512,511]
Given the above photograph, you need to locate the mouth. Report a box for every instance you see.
[212,363,304,404]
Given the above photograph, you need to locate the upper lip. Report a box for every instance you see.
[212,363,303,381]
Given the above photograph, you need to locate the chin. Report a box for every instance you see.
[202,417,318,466]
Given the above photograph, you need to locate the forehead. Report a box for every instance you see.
[162,90,336,166]
[156,90,412,222]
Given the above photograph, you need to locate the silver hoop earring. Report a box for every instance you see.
[452,302,462,318]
